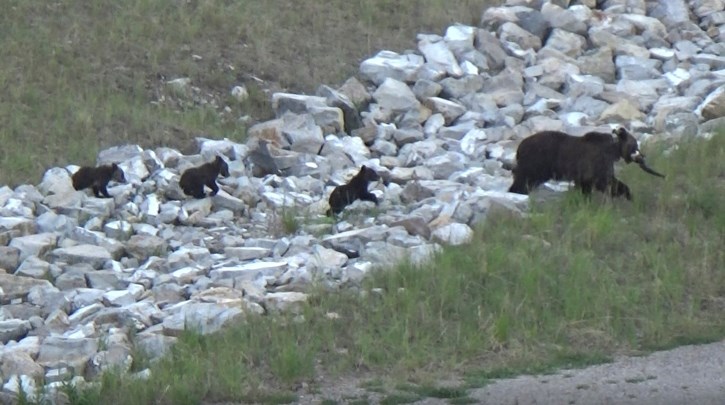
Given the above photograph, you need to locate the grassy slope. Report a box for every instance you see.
[0,0,493,186]
[5,1,724,403]
[63,134,724,404]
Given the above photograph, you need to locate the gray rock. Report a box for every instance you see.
[43,191,84,216]
[372,78,421,113]
[70,227,125,260]
[280,112,325,154]
[85,270,125,290]
[9,232,58,262]
[431,223,474,246]
[135,333,177,361]
[417,34,464,78]
[36,211,76,234]
[27,285,70,317]
[444,24,476,57]
[161,302,245,336]
[0,319,31,343]
[0,274,53,305]
[648,0,691,28]
[38,167,74,196]
[308,245,348,272]
[271,92,327,116]
[14,256,51,279]
[36,336,99,373]
[543,28,586,57]
[209,261,288,282]
[125,235,168,261]
[499,21,542,51]
[102,289,138,307]
[97,144,144,164]
[0,246,20,272]
[103,220,133,241]
[0,350,44,379]
[316,85,361,133]
[483,68,525,106]
[541,3,588,34]
[439,75,485,99]
[360,50,425,85]
[49,244,112,269]
[424,152,467,180]
[263,291,308,313]
[55,271,88,290]
[696,85,725,119]
[424,97,466,124]
[475,30,507,72]
[588,27,649,59]
[0,217,36,237]
[224,246,271,261]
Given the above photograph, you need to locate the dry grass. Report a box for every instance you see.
[0,0,500,186]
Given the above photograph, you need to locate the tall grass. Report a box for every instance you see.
[0,0,498,186]
[62,134,724,404]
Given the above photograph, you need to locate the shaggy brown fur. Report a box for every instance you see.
[72,163,126,198]
[508,127,643,200]
[179,156,230,199]
[327,165,380,216]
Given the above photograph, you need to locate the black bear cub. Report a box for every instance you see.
[508,127,644,200]
[72,163,127,198]
[179,155,230,199]
[327,165,380,216]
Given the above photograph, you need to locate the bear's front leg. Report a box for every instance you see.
[207,180,220,196]
[361,192,378,205]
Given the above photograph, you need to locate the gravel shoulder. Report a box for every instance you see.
[293,340,725,404]
[466,339,725,405]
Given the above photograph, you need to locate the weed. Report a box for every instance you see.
[379,393,421,404]
[281,208,301,235]
[0,0,502,186]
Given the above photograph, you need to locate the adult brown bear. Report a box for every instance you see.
[327,165,380,216]
[179,156,230,199]
[72,163,127,198]
[508,127,663,200]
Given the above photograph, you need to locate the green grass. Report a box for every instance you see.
[0,0,498,186]
[52,134,724,404]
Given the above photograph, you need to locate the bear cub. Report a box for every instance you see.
[327,165,380,216]
[179,155,230,199]
[508,127,643,200]
[72,163,127,198]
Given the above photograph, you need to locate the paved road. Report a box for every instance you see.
[458,340,725,405]
[293,340,725,404]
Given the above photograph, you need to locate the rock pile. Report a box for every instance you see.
[2,0,724,400]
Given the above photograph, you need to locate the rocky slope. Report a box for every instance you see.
[2,0,725,401]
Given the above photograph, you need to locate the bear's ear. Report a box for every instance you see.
[361,165,368,171]
[111,163,118,169]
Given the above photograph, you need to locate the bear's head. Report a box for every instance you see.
[111,163,127,183]
[215,156,230,177]
[613,127,643,164]
[360,165,380,182]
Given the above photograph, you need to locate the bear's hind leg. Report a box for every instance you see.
[508,176,530,194]
[578,181,593,197]
[191,185,206,199]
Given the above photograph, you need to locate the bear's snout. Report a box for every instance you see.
[630,150,644,164]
